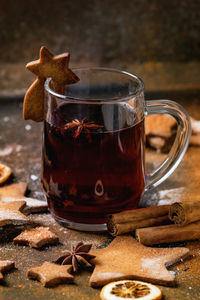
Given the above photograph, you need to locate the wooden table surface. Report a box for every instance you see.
[0,94,200,299]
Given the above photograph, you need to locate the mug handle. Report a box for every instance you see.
[145,99,191,191]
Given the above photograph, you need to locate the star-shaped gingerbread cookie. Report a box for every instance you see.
[13,226,59,248]
[23,46,79,122]
[0,182,47,214]
[0,182,27,198]
[89,235,189,287]
[145,114,176,138]
[27,262,74,287]
[0,201,29,226]
[0,260,15,283]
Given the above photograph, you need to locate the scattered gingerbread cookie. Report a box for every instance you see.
[0,201,29,227]
[13,226,59,248]
[189,117,200,146]
[54,242,95,272]
[0,260,15,283]
[191,117,200,134]
[146,114,200,151]
[0,163,12,185]
[0,182,48,214]
[27,261,74,287]
[23,46,79,122]
[89,235,189,287]
[189,135,200,146]
[146,136,166,151]
[145,114,177,153]
[0,182,27,198]
[145,114,176,139]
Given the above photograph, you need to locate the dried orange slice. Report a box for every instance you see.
[0,163,12,184]
[100,280,162,300]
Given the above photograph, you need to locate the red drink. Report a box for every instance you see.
[42,68,190,231]
[42,103,145,226]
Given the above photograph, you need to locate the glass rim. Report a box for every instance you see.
[44,67,144,103]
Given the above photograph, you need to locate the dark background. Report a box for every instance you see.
[0,0,200,97]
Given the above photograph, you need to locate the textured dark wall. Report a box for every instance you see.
[0,0,199,95]
[0,0,200,65]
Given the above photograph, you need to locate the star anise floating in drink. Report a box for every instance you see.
[54,242,96,272]
[64,118,103,140]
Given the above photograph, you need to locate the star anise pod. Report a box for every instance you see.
[54,242,96,272]
[64,118,103,139]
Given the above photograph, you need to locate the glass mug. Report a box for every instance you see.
[42,67,191,231]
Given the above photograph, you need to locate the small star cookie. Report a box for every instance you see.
[27,262,74,287]
[145,114,177,152]
[0,182,27,198]
[0,201,28,227]
[13,226,59,248]
[0,182,48,214]
[0,260,15,283]
[145,114,176,138]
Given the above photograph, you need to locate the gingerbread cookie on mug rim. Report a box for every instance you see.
[23,46,79,122]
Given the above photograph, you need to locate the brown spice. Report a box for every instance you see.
[64,118,103,139]
[107,205,170,236]
[169,200,200,226]
[54,242,96,272]
[136,221,200,245]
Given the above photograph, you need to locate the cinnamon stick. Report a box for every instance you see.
[169,200,200,225]
[107,205,170,236]
[136,221,200,245]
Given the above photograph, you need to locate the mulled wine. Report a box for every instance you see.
[42,103,145,227]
